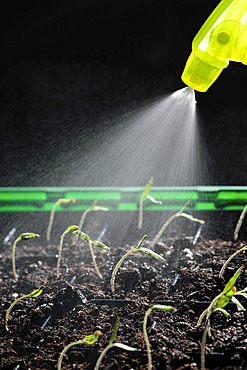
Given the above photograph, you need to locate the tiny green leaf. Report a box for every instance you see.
[214,308,230,316]
[61,198,75,204]
[21,233,40,240]
[142,177,153,198]
[222,266,243,294]
[113,343,138,351]
[67,225,79,232]
[231,296,246,311]
[146,194,162,205]
[111,317,119,344]
[82,333,101,345]
[73,230,90,243]
[138,247,166,262]
[150,304,177,312]
[29,285,44,297]
[180,213,205,224]
[215,292,233,309]
[92,240,110,251]
[235,288,247,300]
[94,206,109,211]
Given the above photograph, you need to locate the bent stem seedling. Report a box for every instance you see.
[138,177,162,229]
[139,177,152,229]
[197,266,247,370]
[12,233,40,281]
[234,203,247,241]
[57,330,101,370]
[46,198,75,242]
[94,317,137,370]
[219,245,247,278]
[72,199,108,246]
[143,305,176,370]
[151,194,204,247]
[5,285,44,331]
[73,230,110,279]
[57,225,79,279]
[111,235,166,294]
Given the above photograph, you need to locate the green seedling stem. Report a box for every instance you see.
[197,266,247,370]
[5,285,44,331]
[72,199,108,246]
[139,177,153,229]
[111,235,165,294]
[138,177,162,230]
[219,245,247,278]
[57,225,79,279]
[73,230,110,279]
[46,198,75,242]
[234,203,247,241]
[143,305,176,370]
[57,330,101,370]
[151,195,204,247]
[94,317,137,370]
[12,233,40,281]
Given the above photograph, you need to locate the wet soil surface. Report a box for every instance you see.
[0,235,246,369]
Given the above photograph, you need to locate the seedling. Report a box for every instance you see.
[72,199,108,246]
[57,225,79,278]
[94,317,137,370]
[46,198,75,242]
[143,305,176,370]
[12,233,40,281]
[151,195,204,247]
[57,330,101,370]
[219,245,247,278]
[234,203,247,241]
[139,177,152,229]
[138,177,162,229]
[197,266,247,370]
[73,230,110,279]
[111,235,166,294]
[5,285,44,331]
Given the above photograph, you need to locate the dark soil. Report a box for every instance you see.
[0,232,246,370]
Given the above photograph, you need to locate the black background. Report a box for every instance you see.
[0,0,246,186]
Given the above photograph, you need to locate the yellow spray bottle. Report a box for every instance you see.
[181,0,247,92]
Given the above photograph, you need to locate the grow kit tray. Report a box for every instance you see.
[1,186,247,212]
[2,186,247,242]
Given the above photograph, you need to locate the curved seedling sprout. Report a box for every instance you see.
[72,199,108,246]
[73,230,110,279]
[110,235,166,294]
[234,203,247,241]
[57,225,79,279]
[151,195,204,247]
[57,330,101,370]
[197,266,247,370]
[219,245,247,278]
[138,177,153,229]
[46,198,75,242]
[138,177,162,230]
[94,317,137,370]
[143,305,176,370]
[12,233,40,281]
[5,285,44,331]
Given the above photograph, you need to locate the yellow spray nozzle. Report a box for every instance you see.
[182,0,247,92]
